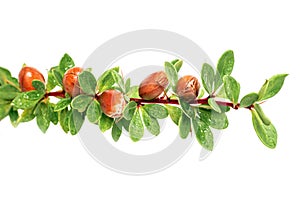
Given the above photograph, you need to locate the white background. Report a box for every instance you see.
[0,0,299,200]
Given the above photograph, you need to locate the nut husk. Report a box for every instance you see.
[63,67,83,97]
[139,71,169,100]
[19,66,45,92]
[97,89,126,118]
[176,75,200,103]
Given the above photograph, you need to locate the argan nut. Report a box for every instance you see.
[176,75,200,103]
[97,89,126,118]
[139,71,169,100]
[19,66,45,92]
[62,67,83,97]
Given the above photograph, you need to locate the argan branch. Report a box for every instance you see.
[130,97,251,110]
[45,90,252,110]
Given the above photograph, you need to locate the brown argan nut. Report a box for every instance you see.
[97,89,126,118]
[176,75,200,103]
[139,71,169,100]
[62,67,83,97]
[19,66,45,92]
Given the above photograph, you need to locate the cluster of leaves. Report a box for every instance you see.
[0,51,287,151]
[163,59,230,150]
[200,50,287,148]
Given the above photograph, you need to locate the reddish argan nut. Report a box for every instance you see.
[139,71,169,100]
[19,66,45,92]
[97,89,126,118]
[62,67,83,97]
[176,75,200,103]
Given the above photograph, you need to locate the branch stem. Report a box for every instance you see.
[129,97,249,110]
[45,91,66,98]
[45,90,252,110]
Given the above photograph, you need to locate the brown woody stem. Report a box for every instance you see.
[45,90,253,110]
[130,97,248,109]
[45,91,66,98]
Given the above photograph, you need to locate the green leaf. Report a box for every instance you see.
[215,85,227,99]
[208,98,221,113]
[10,78,19,88]
[110,66,120,73]
[71,95,93,112]
[127,86,140,98]
[164,61,178,91]
[223,75,240,105]
[165,105,182,125]
[178,98,195,118]
[0,66,12,85]
[59,53,75,73]
[98,113,114,133]
[214,73,224,93]
[0,84,20,100]
[0,99,10,105]
[97,71,114,92]
[142,104,168,119]
[97,68,119,93]
[240,93,258,108]
[0,104,11,121]
[258,74,288,101]
[86,99,101,123]
[179,112,191,139]
[129,108,144,142]
[123,101,137,120]
[48,103,58,125]
[141,107,160,136]
[197,108,228,129]
[210,111,229,129]
[12,90,44,109]
[251,109,277,149]
[52,69,63,87]
[197,104,212,110]
[253,104,271,125]
[219,105,230,113]
[217,50,234,77]
[54,98,71,112]
[0,67,20,89]
[35,102,50,133]
[78,71,97,95]
[197,89,205,99]
[192,118,214,151]
[117,118,130,132]
[111,122,122,142]
[171,59,179,65]
[32,80,45,92]
[8,108,19,127]
[17,107,36,123]
[201,63,215,95]
[214,50,234,91]
[173,60,183,72]
[59,108,70,133]
[197,108,211,125]
[111,70,125,93]
[69,109,84,135]
[125,78,131,93]
[46,68,58,91]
